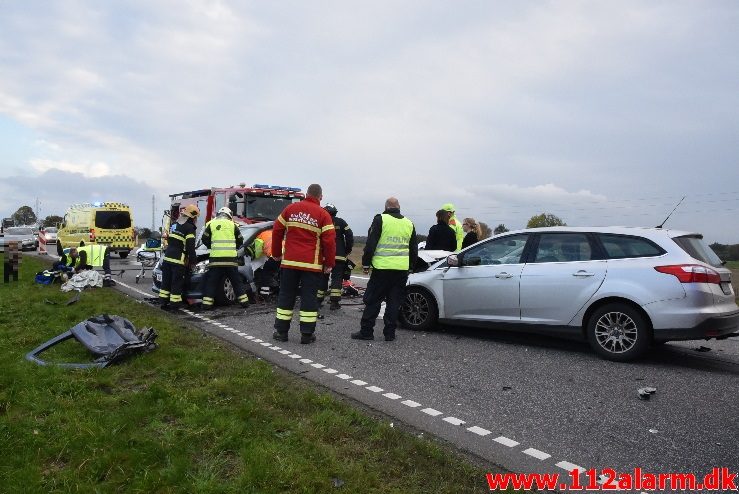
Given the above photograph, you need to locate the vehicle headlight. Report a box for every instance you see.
[192,260,209,275]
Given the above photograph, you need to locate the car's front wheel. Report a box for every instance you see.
[119,251,129,259]
[586,303,651,361]
[399,287,438,331]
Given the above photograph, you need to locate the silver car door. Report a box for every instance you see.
[442,234,529,322]
[519,232,606,325]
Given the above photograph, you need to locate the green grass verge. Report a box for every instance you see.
[0,256,508,493]
[725,260,739,269]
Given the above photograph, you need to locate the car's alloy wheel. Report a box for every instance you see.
[399,287,438,331]
[587,303,650,361]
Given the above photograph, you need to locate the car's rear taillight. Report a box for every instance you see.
[654,264,721,284]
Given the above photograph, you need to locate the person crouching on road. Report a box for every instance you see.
[159,204,199,310]
[318,203,353,311]
[352,197,417,342]
[55,243,115,286]
[272,183,336,345]
[201,207,250,310]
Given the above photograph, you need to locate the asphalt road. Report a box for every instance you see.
[100,254,739,491]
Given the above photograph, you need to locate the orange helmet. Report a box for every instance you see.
[181,204,200,219]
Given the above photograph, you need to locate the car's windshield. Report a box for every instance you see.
[7,227,33,235]
[672,235,724,268]
[45,227,58,233]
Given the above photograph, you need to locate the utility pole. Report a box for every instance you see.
[151,194,155,230]
[35,197,40,225]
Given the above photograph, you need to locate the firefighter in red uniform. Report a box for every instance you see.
[272,184,336,344]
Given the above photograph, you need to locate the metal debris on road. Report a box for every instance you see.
[637,386,657,400]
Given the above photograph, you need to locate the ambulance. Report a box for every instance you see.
[57,202,136,258]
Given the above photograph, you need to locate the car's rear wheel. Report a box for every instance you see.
[399,287,438,331]
[586,303,651,361]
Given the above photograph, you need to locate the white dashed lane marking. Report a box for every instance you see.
[351,380,368,386]
[442,417,465,426]
[401,400,421,408]
[494,436,520,448]
[421,408,443,417]
[366,386,384,393]
[467,426,491,436]
[383,393,402,400]
[523,448,551,461]
[556,461,584,472]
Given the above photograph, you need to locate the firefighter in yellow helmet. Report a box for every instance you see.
[200,207,250,309]
[159,204,199,310]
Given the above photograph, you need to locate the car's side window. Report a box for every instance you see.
[533,233,593,263]
[596,234,665,259]
[462,234,529,266]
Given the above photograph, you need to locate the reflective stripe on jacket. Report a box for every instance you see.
[372,214,414,270]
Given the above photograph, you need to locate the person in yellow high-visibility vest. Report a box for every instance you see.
[201,207,250,310]
[351,197,417,342]
[441,203,464,251]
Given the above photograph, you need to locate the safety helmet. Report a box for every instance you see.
[181,204,200,219]
[441,203,455,213]
[324,203,338,216]
[217,206,233,219]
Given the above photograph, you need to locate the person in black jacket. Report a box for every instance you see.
[425,209,456,251]
[159,204,199,310]
[461,217,483,249]
[318,204,354,310]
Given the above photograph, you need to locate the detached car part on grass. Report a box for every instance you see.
[26,314,158,369]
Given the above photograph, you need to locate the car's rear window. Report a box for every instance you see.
[672,235,723,268]
[95,211,131,229]
[596,234,665,259]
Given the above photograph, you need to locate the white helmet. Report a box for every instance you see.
[218,207,233,218]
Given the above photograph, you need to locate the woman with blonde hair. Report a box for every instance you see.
[461,217,483,249]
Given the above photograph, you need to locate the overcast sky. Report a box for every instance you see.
[1,1,738,242]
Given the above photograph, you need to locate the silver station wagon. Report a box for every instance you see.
[400,227,738,361]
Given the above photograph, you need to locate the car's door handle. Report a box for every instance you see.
[572,270,595,277]
[495,272,513,279]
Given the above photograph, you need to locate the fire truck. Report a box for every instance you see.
[168,184,305,235]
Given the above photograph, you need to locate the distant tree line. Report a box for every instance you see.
[710,243,739,262]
